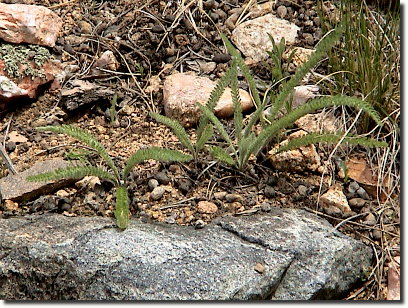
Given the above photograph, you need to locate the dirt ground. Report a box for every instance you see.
[0,0,400,301]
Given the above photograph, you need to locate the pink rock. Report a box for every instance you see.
[0,57,63,109]
[268,130,321,172]
[0,3,62,47]
[163,72,253,127]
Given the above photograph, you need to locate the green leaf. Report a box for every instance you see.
[195,124,213,153]
[124,147,192,177]
[267,25,344,121]
[26,165,118,184]
[36,125,119,179]
[149,112,194,153]
[274,132,388,155]
[208,146,236,166]
[250,95,383,157]
[197,103,233,146]
[230,65,243,144]
[114,186,129,229]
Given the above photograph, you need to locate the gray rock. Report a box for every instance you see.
[147,179,159,191]
[357,187,370,200]
[150,186,165,201]
[154,171,170,185]
[0,209,372,300]
[348,198,367,209]
[225,193,244,203]
[0,159,74,202]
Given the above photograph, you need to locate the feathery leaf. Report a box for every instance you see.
[149,112,194,154]
[198,103,233,146]
[273,132,388,155]
[124,147,192,177]
[114,186,129,229]
[208,146,236,166]
[230,65,243,144]
[36,125,119,179]
[26,165,118,184]
[195,124,213,153]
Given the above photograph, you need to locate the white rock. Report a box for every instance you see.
[268,130,321,172]
[0,76,28,99]
[163,72,253,127]
[231,14,300,63]
[319,184,352,214]
[284,47,315,67]
[295,111,339,134]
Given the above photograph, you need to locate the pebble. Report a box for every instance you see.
[261,202,272,212]
[213,53,231,63]
[148,179,159,191]
[372,229,382,240]
[364,213,377,226]
[194,219,206,229]
[214,191,227,200]
[151,24,164,33]
[197,201,218,214]
[348,198,367,209]
[323,205,342,217]
[267,175,278,186]
[177,178,192,195]
[5,141,16,152]
[150,186,165,201]
[264,185,276,198]
[348,181,360,194]
[276,5,288,18]
[154,171,170,185]
[297,185,308,196]
[357,187,370,200]
[225,193,243,203]
[303,33,314,45]
[254,263,265,274]
[168,164,182,174]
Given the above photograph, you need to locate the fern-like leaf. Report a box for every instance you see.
[36,125,119,179]
[250,95,383,157]
[114,186,129,229]
[196,65,236,138]
[195,124,213,153]
[273,132,387,155]
[267,25,344,121]
[221,33,262,108]
[208,146,236,166]
[197,103,233,147]
[26,165,118,184]
[123,147,192,177]
[230,65,243,144]
[149,112,194,154]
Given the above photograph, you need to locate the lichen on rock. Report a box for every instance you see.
[0,42,52,80]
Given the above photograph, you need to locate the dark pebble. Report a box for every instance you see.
[213,53,231,63]
[267,175,279,186]
[154,171,170,185]
[151,25,164,33]
[5,141,16,152]
[60,203,72,212]
[264,185,276,198]
[261,202,272,212]
[177,178,193,195]
[164,14,176,22]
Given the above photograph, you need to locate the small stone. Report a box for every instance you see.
[154,171,170,185]
[5,141,16,152]
[357,187,370,200]
[213,53,231,63]
[78,20,92,34]
[261,202,272,212]
[267,175,278,186]
[264,186,276,198]
[276,5,288,18]
[348,198,367,209]
[319,184,351,214]
[324,205,342,217]
[197,201,218,214]
[372,230,382,240]
[214,191,227,200]
[59,203,71,212]
[168,164,182,174]
[151,24,164,33]
[177,178,192,195]
[297,185,308,196]
[194,219,206,229]
[148,179,159,191]
[364,213,376,226]
[348,181,360,194]
[150,186,165,201]
[225,194,244,203]
[254,263,265,274]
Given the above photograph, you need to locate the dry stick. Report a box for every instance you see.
[159,197,196,210]
[0,145,17,175]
